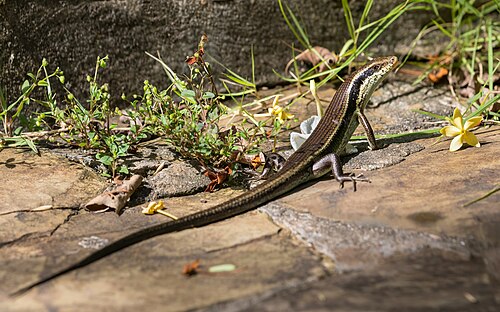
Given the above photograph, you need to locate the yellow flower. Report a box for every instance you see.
[268,96,294,123]
[440,108,482,152]
[142,200,178,220]
[142,200,165,214]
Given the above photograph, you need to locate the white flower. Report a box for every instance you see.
[290,115,321,150]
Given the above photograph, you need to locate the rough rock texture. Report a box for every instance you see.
[1,129,499,311]
[0,0,441,105]
[0,148,106,215]
[1,78,499,310]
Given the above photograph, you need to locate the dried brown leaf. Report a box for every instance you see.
[183,259,200,276]
[285,46,338,74]
[85,175,143,214]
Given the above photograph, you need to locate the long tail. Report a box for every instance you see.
[11,202,252,296]
[11,167,306,297]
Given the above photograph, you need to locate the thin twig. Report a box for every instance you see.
[19,128,69,138]
[463,184,500,207]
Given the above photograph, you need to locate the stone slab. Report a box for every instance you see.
[273,129,500,244]
[0,148,106,215]
[0,213,326,312]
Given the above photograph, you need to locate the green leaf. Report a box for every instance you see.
[21,80,30,93]
[118,165,129,175]
[180,89,197,104]
[96,153,113,166]
[24,137,38,154]
[37,80,48,87]
[118,144,129,156]
[202,91,215,99]
[181,89,196,99]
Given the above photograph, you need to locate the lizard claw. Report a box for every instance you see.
[337,173,371,192]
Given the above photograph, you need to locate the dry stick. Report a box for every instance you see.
[17,128,69,138]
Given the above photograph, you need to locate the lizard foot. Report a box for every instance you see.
[337,173,371,192]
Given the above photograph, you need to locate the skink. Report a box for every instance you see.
[14,56,397,295]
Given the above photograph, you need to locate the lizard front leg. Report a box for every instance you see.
[312,153,370,191]
[357,110,378,150]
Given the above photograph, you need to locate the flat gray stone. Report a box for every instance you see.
[1,81,499,311]
[274,129,500,244]
[233,249,500,312]
[0,149,106,215]
[146,160,211,200]
[1,213,328,312]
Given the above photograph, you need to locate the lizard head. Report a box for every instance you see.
[351,56,398,109]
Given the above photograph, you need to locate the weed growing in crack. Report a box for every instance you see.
[0,36,296,180]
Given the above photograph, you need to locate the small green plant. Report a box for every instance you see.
[143,36,267,170]
[0,32,300,179]
[0,56,150,177]
[0,58,65,152]
[402,0,499,105]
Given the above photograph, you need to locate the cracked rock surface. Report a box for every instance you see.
[1,81,499,311]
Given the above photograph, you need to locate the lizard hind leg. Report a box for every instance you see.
[258,152,287,179]
[312,153,370,192]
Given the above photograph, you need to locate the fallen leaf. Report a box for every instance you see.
[183,259,200,276]
[85,175,143,214]
[204,166,232,192]
[208,264,236,273]
[428,67,449,83]
[285,46,338,75]
[251,154,263,170]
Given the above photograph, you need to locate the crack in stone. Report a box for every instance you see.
[0,206,78,216]
[49,209,79,236]
[0,232,50,249]
[0,209,79,249]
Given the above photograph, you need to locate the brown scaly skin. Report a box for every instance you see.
[13,56,397,296]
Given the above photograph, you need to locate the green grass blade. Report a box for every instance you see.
[431,19,453,39]
[145,51,185,92]
[278,0,311,49]
[351,128,441,141]
[341,0,356,43]
[251,45,256,87]
[486,18,494,91]
[286,3,311,48]
[413,109,447,120]
[359,0,374,31]
[209,55,256,89]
